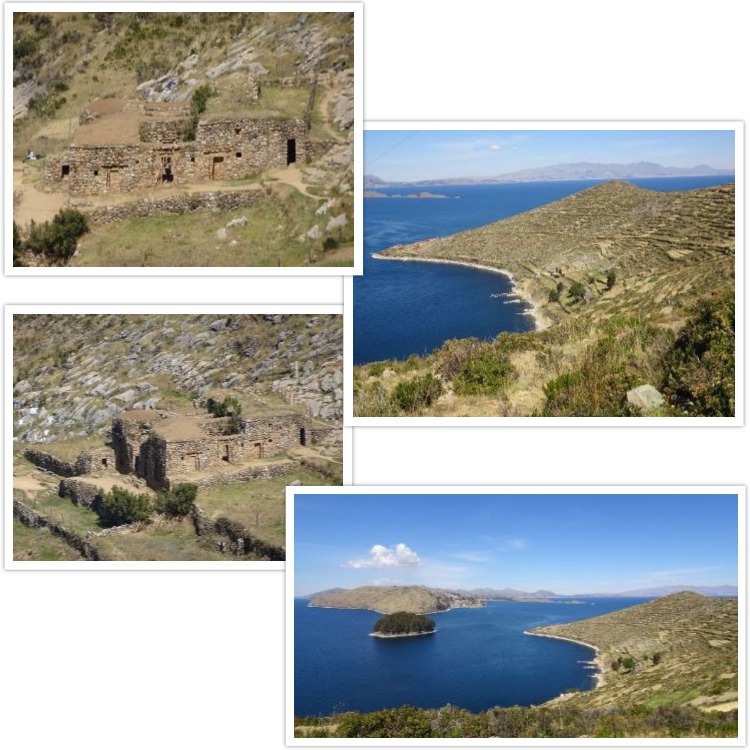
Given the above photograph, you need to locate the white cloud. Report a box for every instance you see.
[344,543,422,569]
[451,551,493,563]
[489,144,502,151]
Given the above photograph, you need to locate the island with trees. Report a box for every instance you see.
[372,611,436,638]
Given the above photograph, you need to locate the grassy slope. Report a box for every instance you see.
[530,592,738,711]
[355,182,734,417]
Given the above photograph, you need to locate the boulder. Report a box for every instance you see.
[627,384,665,412]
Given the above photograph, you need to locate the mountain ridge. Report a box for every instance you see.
[365,161,733,187]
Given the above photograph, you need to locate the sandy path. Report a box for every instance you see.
[265,165,317,198]
[13,161,67,225]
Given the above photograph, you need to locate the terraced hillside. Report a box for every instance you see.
[530,592,738,712]
[355,181,735,417]
[309,585,484,614]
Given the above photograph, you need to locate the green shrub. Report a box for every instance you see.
[24,209,89,264]
[662,290,734,416]
[99,486,152,526]
[158,483,198,517]
[323,237,339,251]
[392,374,443,413]
[453,347,514,396]
[548,288,560,303]
[569,281,586,301]
[606,268,617,290]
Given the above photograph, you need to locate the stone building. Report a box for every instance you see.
[42,97,307,196]
[112,406,307,490]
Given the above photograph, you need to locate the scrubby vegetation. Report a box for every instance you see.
[15,208,89,265]
[373,611,435,636]
[295,703,737,738]
[99,483,198,527]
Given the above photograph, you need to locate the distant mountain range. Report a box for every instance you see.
[364,161,733,188]
[306,584,738,603]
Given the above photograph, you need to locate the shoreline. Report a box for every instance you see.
[369,630,436,639]
[524,630,605,691]
[371,252,551,331]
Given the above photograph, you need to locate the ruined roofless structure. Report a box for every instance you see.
[112,406,308,491]
[42,96,307,196]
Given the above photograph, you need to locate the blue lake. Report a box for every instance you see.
[294,597,651,716]
[354,175,735,365]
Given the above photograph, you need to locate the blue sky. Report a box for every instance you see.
[365,130,736,182]
[293,493,739,596]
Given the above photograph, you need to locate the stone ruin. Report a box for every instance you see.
[42,97,307,196]
[25,402,310,492]
[111,406,308,491]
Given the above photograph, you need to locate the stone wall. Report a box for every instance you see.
[81,189,265,225]
[43,117,306,195]
[13,499,101,560]
[242,413,307,455]
[58,478,101,509]
[191,459,297,490]
[24,449,79,477]
[139,119,190,144]
[76,447,116,475]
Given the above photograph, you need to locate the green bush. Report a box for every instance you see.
[453,347,514,396]
[569,281,586,301]
[548,288,560,303]
[662,290,734,416]
[160,483,198,517]
[323,237,339,251]
[24,209,89,264]
[99,486,153,527]
[392,375,443,413]
[606,268,617,290]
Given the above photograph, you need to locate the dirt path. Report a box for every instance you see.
[13,161,67,225]
[265,164,318,198]
[13,473,53,495]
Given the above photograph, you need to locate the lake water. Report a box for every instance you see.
[294,597,651,716]
[354,175,735,364]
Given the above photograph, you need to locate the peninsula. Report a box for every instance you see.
[308,585,484,614]
[355,180,735,417]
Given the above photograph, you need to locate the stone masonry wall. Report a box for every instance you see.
[58,478,101,509]
[191,459,297,490]
[80,189,265,225]
[24,449,79,477]
[43,118,306,195]
[241,414,306,455]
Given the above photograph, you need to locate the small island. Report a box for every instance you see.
[371,611,436,638]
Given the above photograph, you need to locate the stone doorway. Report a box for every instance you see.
[161,156,174,183]
[299,427,306,446]
[106,168,121,190]
[287,138,296,165]
[211,155,226,180]
[254,441,263,459]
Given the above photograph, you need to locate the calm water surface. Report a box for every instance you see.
[354,175,735,364]
[294,597,651,716]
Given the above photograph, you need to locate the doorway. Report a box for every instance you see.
[286,138,296,165]
[299,427,306,446]
[211,155,226,180]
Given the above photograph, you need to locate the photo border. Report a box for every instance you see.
[5,303,349,571]
[5,2,363,276]
[346,121,743,426]
[286,484,746,746]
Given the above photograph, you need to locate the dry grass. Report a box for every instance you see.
[197,468,330,547]
[13,517,84,561]
[93,518,229,561]
[25,492,102,534]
